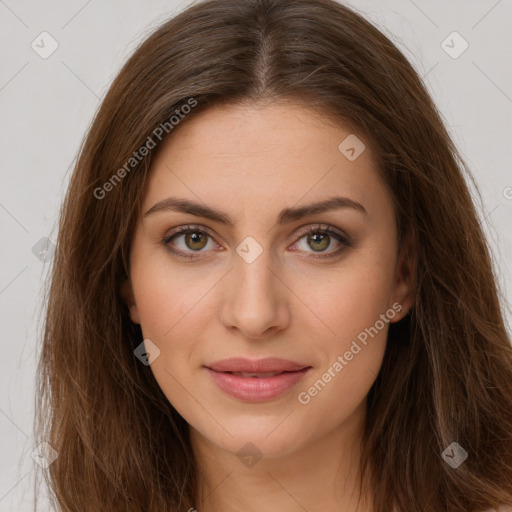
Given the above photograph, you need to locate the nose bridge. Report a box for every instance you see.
[233,240,279,308]
[221,239,289,338]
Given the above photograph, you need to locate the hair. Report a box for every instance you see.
[35,0,512,510]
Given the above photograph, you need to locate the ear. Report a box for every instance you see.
[389,229,416,323]
[120,278,141,325]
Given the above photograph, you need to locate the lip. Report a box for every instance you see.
[207,357,309,373]
[205,358,312,402]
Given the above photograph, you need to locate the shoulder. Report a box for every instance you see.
[486,506,512,512]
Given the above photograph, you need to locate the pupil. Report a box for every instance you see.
[309,233,329,252]
[187,232,206,250]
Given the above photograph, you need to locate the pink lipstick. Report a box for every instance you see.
[205,357,311,402]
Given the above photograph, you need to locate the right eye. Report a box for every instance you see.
[162,225,222,259]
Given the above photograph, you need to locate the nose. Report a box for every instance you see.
[219,248,291,340]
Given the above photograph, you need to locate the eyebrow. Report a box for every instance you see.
[144,195,367,225]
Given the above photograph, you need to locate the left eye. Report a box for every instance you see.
[292,226,347,256]
[162,224,351,260]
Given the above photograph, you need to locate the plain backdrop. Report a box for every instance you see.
[0,0,511,509]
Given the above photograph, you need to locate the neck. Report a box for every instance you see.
[190,400,373,512]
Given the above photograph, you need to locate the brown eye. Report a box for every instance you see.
[292,224,352,260]
[182,231,208,251]
[162,223,352,261]
[162,225,219,259]
[306,232,330,252]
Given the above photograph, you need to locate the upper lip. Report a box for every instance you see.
[206,357,310,373]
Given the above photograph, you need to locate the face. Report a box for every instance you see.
[122,101,414,460]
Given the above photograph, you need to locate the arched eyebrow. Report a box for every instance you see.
[144,196,367,226]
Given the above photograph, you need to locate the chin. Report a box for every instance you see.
[191,413,315,462]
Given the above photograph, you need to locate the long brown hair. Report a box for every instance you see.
[35,0,512,510]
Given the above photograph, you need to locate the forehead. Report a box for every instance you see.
[142,102,390,222]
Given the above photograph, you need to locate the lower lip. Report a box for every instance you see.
[205,367,311,402]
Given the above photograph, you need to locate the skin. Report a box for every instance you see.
[121,101,415,512]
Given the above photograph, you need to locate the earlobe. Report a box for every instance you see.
[391,279,415,322]
[120,278,141,325]
[128,304,141,324]
[390,230,417,323]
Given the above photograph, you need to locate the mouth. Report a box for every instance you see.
[223,371,292,378]
[204,358,312,402]
[206,357,310,373]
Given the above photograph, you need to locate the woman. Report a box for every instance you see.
[35,0,512,510]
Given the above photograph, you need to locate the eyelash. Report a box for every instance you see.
[161,223,352,261]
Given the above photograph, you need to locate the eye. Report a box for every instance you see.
[162,224,221,260]
[291,224,352,259]
[161,223,352,260]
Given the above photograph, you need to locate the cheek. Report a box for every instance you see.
[301,251,397,345]
[130,242,212,340]
[131,266,208,407]
[301,274,390,385]
[293,242,397,402]
[295,267,392,432]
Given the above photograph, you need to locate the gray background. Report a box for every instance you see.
[0,0,511,509]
